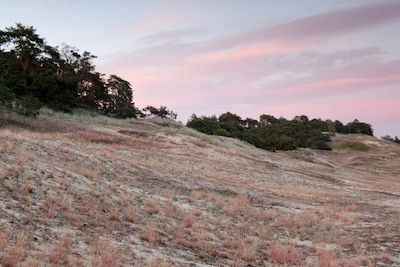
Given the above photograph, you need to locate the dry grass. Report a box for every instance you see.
[50,234,72,264]
[144,258,175,267]
[92,239,120,267]
[266,243,303,265]
[144,117,183,128]
[145,199,160,215]
[140,227,158,245]
[1,233,30,267]
[238,239,257,261]
[178,127,231,148]
[0,114,399,266]
[338,141,370,151]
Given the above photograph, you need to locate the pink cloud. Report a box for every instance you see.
[204,1,400,51]
[98,1,400,135]
[186,41,303,64]
[274,74,400,97]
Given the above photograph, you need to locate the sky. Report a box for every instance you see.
[1,0,400,136]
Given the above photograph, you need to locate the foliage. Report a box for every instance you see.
[335,119,373,136]
[382,135,400,144]
[187,112,374,151]
[0,85,15,108]
[142,105,177,119]
[106,75,139,118]
[0,23,143,119]
[14,95,42,117]
[186,114,220,135]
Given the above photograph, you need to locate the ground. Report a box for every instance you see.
[0,112,399,266]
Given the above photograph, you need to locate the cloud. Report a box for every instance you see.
[202,1,400,51]
[98,1,400,135]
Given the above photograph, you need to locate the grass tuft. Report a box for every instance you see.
[338,141,370,152]
[178,127,231,148]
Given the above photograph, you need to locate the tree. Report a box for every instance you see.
[0,23,148,119]
[186,112,366,152]
[259,114,278,125]
[14,95,42,117]
[334,120,349,134]
[294,115,309,123]
[218,112,243,136]
[0,85,15,108]
[243,118,259,129]
[347,119,373,136]
[187,115,220,135]
[0,24,47,90]
[106,75,138,118]
[143,105,177,119]
[382,135,400,144]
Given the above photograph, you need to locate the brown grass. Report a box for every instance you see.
[0,232,8,250]
[140,227,158,245]
[145,258,175,267]
[1,115,399,266]
[145,199,160,215]
[50,234,72,264]
[266,243,303,265]
[92,239,119,267]
[238,239,257,261]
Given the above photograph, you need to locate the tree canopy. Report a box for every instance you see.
[187,113,374,151]
[0,23,140,118]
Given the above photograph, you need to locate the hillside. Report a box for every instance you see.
[0,112,399,266]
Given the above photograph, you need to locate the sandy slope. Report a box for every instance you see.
[0,114,399,266]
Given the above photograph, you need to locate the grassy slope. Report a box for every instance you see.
[0,112,399,266]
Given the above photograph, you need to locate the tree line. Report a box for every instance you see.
[0,23,176,119]
[187,113,374,151]
[382,135,400,144]
[1,23,379,152]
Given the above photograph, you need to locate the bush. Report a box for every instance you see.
[312,140,332,150]
[214,128,230,137]
[277,135,297,150]
[0,86,15,107]
[14,95,42,117]
[187,115,220,135]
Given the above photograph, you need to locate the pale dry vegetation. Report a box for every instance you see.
[0,113,399,266]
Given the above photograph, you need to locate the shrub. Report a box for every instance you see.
[214,128,230,137]
[277,135,297,150]
[0,86,15,108]
[14,95,42,117]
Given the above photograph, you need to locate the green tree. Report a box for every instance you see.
[0,24,47,91]
[0,85,15,108]
[187,115,220,135]
[259,114,278,125]
[143,105,177,119]
[218,112,243,136]
[106,75,138,118]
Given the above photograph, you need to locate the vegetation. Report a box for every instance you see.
[334,119,374,135]
[0,23,175,119]
[338,141,370,152]
[187,113,374,151]
[1,23,380,152]
[142,105,177,119]
[382,135,400,144]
